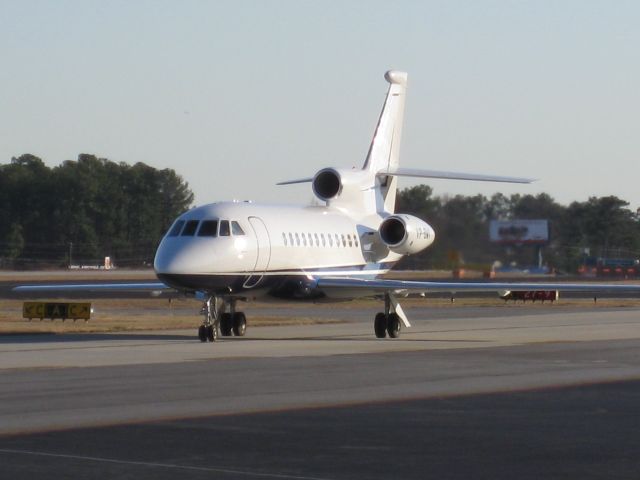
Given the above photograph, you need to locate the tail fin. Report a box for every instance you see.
[362,70,407,213]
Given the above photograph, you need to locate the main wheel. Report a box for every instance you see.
[374,312,387,338]
[206,325,217,342]
[233,312,247,336]
[387,313,401,338]
[198,325,207,342]
[220,313,233,336]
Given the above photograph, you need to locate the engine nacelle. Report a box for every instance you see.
[312,168,342,200]
[312,168,372,204]
[379,214,435,255]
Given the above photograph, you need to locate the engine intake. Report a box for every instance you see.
[312,169,341,201]
[379,214,435,255]
[379,217,406,246]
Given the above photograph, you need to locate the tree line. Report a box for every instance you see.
[0,154,193,268]
[396,185,640,272]
[1,155,638,272]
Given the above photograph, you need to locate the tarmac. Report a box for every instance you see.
[2,304,640,478]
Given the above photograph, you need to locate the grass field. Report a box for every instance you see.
[2,296,640,335]
[2,269,639,334]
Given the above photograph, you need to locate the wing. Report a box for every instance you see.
[316,277,640,296]
[12,282,175,298]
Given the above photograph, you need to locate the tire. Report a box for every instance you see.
[220,313,233,336]
[198,325,207,342]
[206,325,216,342]
[374,312,387,338]
[387,313,401,338]
[233,312,247,336]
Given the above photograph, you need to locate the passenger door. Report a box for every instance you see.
[244,216,271,288]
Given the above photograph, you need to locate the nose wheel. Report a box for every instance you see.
[198,324,217,342]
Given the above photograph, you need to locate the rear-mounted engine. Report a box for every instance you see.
[378,214,435,255]
[312,168,342,200]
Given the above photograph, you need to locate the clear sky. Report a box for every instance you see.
[1,1,638,210]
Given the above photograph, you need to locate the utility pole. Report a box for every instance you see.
[68,242,73,269]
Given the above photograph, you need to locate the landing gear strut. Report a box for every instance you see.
[373,294,402,339]
[199,296,248,342]
[199,296,220,342]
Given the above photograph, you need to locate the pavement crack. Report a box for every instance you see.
[0,448,334,480]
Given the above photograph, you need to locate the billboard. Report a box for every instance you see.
[489,220,549,245]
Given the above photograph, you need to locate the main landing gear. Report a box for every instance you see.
[198,296,247,342]
[373,294,402,339]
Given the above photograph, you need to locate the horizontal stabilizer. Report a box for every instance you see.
[276,177,313,186]
[378,167,535,184]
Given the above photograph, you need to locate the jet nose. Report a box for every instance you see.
[153,239,176,274]
[154,238,213,275]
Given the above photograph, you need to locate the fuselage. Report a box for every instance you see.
[154,201,404,299]
[154,70,440,302]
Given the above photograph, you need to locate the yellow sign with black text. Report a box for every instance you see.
[23,302,92,320]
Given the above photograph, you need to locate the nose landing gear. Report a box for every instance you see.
[199,296,220,342]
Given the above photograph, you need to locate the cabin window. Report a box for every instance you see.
[348,234,353,247]
[198,220,219,237]
[231,221,245,235]
[335,234,340,246]
[289,233,294,246]
[341,234,346,247]
[181,220,199,236]
[168,220,185,237]
[328,234,333,247]
[314,233,319,246]
[219,220,230,236]
[282,232,287,246]
[321,233,326,246]
[302,233,307,246]
[295,233,300,246]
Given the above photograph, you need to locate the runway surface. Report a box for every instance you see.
[2,305,640,478]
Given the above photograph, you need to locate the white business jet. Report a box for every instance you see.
[15,71,640,342]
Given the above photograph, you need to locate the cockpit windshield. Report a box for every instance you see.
[170,218,245,239]
[168,220,185,237]
[198,220,219,237]
[181,220,199,236]
[231,221,245,235]
[219,220,230,236]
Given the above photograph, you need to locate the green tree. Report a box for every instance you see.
[5,223,24,260]
[1,154,194,267]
